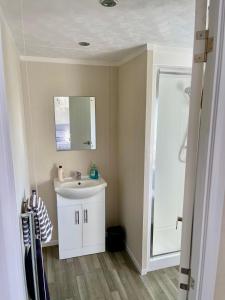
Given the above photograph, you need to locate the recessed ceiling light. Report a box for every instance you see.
[78,42,90,47]
[99,0,119,7]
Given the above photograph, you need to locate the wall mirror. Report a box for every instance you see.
[54,96,96,151]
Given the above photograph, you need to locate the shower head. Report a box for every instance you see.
[184,87,191,97]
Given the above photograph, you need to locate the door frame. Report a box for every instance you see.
[149,66,192,267]
[144,47,193,274]
[187,0,225,298]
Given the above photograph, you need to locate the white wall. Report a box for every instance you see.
[153,46,193,68]
[2,13,30,210]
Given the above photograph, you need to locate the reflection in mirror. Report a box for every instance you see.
[54,96,96,151]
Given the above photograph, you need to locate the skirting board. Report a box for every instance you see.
[148,252,180,272]
[125,244,148,276]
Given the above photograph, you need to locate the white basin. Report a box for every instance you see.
[54,177,107,199]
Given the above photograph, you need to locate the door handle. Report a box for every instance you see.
[176,216,183,229]
[83,141,91,145]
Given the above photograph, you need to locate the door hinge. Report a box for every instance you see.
[180,283,189,291]
[194,30,214,63]
[181,267,190,275]
[180,278,195,291]
[180,268,195,291]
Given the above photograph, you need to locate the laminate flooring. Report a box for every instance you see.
[43,246,179,300]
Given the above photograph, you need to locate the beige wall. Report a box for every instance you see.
[21,62,118,241]
[214,196,225,300]
[2,18,29,211]
[118,51,152,269]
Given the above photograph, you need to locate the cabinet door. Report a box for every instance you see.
[83,200,105,247]
[58,204,82,251]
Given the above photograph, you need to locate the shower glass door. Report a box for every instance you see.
[152,69,191,256]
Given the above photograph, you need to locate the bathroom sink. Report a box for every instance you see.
[54,177,107,199]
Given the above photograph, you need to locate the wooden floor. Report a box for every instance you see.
[43,246,179,300]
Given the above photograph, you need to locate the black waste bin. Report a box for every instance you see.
[106,226,125,252]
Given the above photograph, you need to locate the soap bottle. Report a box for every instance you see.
[89,163,99,180]
[58,165,64,182]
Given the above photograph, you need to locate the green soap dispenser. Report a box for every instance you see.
[89,162,99,179]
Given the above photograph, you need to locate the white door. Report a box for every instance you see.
[152,71,191,256]
[83,200,105,248]
[0,29,27,299]
[58,205,82,251]
[179,0,208,295]
[179,0,224,298]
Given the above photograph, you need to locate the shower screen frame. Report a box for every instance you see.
[150,67,192,258]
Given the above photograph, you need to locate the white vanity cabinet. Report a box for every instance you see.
[57,190,105,259]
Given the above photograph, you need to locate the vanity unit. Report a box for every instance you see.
[54,177,107,259]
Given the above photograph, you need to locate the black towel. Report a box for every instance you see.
[25,239,50,300]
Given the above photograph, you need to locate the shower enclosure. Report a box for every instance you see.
[151,68,191,264]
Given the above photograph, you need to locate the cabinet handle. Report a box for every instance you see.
[83,209,88,223]
[75,210,79,225]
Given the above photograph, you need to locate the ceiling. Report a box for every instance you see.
[0,0,195,64]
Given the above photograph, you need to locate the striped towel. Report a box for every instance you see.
[22,197,53,247]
